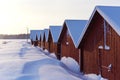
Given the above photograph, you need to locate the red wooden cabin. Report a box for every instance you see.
[44,29,49,50]
[30,30,34,45]
[78,6,120,80]
[30,30,40,46]
[39,30,45,49]
[58,20,87,64]
[48,26,62,59]
[36,30,41,47]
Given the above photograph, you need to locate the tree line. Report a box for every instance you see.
[0,34,30,39]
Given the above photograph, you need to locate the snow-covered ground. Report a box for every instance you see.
[0,39,107,80]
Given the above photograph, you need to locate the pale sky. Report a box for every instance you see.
[0,0,120,34]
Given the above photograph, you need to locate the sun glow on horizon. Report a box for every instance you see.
[0,0,120,34]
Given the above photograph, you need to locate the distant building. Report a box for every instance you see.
[44,29,49,50]
[36,30,41,47]
[40,30,45,49]
[30,30,40,46]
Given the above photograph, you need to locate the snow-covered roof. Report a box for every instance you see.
[77,6,120,48]
[30,30,40,41]
[97,6,120,36]
[49,26,62,43]
[64,20,87,48]
[44,29,49,42]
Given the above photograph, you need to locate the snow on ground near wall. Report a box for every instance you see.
[49,52,57,59]
[84,74,108,80]
[61,57,80,74]
[0,39,107,80]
